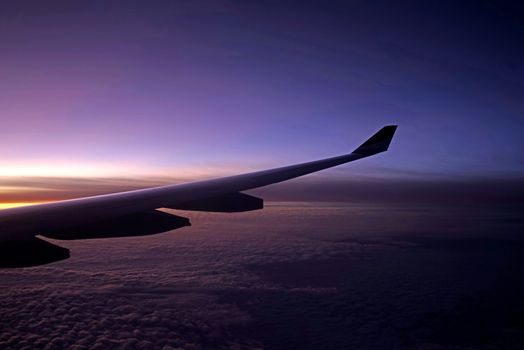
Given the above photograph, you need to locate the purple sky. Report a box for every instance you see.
[1,0,523,204]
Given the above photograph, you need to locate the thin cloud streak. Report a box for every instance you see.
[1,174,522,208]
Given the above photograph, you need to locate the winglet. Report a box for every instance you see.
[352,125,398,156]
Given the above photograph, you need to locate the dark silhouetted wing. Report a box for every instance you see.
[0,125,397,267]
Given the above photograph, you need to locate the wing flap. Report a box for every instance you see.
[168,192,263,212]
[41,210,190,240]
[0,236,70,268]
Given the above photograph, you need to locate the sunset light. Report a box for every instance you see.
[1,1,523,349]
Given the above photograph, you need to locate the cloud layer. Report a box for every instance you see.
[2,174,523,207]
[1,204,523,349]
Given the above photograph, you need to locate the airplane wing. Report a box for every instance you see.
[0,125,397,267]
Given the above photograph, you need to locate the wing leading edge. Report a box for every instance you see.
[0,125,397,267]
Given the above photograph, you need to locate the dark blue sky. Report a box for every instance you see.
[0,0,523,204]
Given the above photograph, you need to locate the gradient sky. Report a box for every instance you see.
[1,0,523,204]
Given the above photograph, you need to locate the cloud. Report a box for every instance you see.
[0,176,179,203]
[0,205,523,349]
[249,176,524,206]
[2,174,523,207]
[0,274,259,349]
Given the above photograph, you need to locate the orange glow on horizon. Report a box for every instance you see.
[0,161,261,207]
[0,202,47,210]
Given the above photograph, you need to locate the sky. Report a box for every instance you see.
[2,3,524,348]
[1,0,523,206]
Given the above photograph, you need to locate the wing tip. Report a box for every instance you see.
[352,125,398,156]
